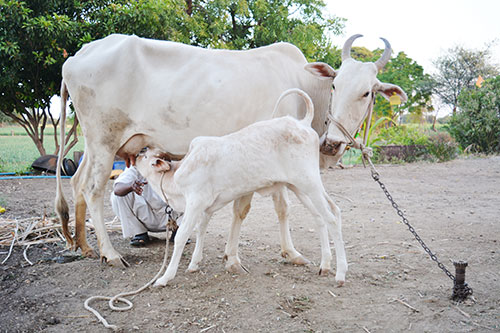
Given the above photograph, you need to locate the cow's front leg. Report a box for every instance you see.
[224,194,253,274]
[273,188,309,265]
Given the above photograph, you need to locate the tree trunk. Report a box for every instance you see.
[185,0,193,16]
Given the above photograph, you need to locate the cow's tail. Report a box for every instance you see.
[55,79,73,247]
[271,88,314,126]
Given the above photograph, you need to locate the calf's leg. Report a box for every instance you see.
[273,188,309,265]
[224,194,253,274]
[187,212,213,273]
[155,203,205,286]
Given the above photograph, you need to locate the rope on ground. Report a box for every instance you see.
[1,220,19,264]
[84,229,171,331]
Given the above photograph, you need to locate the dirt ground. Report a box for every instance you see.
[0,156,499,332]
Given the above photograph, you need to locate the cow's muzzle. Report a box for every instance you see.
[320,138,345,156]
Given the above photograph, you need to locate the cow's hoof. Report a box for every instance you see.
[336,279,345,287]
[289,255,310,266]
[80,246,97,258]
[319,268,331,276]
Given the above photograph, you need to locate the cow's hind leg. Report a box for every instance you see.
[224,194,253,274]
[72,190,96,257]
[273,188,309,265]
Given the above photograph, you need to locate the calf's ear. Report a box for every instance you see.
[151,158,171,172]
[304,62,337,80]
[375,82,408,104]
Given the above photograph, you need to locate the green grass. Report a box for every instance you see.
[0,134,85,173]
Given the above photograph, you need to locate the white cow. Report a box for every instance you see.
[55,34,405,267]
[134,88,347,286]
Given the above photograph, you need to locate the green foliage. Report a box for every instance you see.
[374,125,429,146]
[447,76,500,153]
[0,0,104,155]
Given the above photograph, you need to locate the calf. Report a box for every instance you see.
[135,88,347,287]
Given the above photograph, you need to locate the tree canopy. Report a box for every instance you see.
[0,0,344,156]
[431,45,499,114]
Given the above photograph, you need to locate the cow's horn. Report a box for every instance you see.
[341,34,363,61]
[375,37,392,70]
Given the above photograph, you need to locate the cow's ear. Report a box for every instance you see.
[375,82,408,104]
[304,62,337,80]
[151,158,171,172]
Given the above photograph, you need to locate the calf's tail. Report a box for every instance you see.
[54,79,73,246]
[271,88,315,126]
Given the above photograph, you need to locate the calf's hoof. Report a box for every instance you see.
[186,264,200,273]
[335,272,346,287]
[318,268,331,276]
[154,276,171,287]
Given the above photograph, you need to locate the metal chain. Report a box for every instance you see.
[362,154,457,282]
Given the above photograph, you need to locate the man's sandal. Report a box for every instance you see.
[130,232,149,247]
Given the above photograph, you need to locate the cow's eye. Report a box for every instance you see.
[332,84,335,90]
[363,92,370,98]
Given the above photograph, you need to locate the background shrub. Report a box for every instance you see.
[426,131,459,162]
[447,76,500,154]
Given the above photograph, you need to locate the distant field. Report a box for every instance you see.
[0,131,84,173]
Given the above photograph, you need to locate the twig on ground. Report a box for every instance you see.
[328,290,337,297]
[362,326,371,333]
[390,298,419,313]
[200,325,216,333]
[454,305,471,318]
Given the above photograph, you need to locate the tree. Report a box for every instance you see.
[0,0,344,158]
[431,45,499,115]
[0,0,112,156]
[447,75,500,153]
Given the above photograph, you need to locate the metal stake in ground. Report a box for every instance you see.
[362,153,473,301]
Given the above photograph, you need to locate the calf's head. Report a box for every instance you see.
[305,34,407,157]
[134,147,172,180]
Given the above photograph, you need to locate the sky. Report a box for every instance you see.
[325,0,500,74]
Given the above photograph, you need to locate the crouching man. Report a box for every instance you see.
[110,165,182,246]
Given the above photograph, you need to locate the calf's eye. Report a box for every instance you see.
[363,92,370,97]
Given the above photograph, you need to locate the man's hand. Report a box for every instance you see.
[131,179,147,195]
